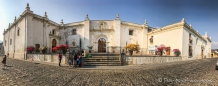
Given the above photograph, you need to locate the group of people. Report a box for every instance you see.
[58,50,83,67]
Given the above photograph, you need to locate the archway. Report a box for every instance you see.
[98,38,106,52]
[52,39,57,52]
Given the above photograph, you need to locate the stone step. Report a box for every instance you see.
[82,59,120,62]
[87,56,119,57]
[88,53,120,56]
[83,58,119,60]
[83,61,120,64]
[83,64,121,66]
[83,57,119,59]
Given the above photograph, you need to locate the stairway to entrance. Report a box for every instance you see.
[82,53,121,66]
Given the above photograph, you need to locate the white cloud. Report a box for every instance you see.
[212,41,218,49]
[212,42,218,45]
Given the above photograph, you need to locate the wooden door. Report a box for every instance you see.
[166,47,170,55]
[52,39,57,52]
[98,38,106,52]
[35,44,40,53]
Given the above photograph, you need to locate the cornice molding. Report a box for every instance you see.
[90,29,114,32]
[4,10,60,35]
[147,21,208,43]
[183,23,207,43]
[147,22,183,35]
[121,21,144,28]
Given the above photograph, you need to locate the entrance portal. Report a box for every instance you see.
[98,38,106,52]
[201,50,204,59]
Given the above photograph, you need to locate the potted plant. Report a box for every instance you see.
[52,44,69,54]
[124,43,140,56]
[39,46,47,54]
[27,46,35,53]
[157,44,166,56]
[87,45,93,53]
[173,49,181,57]
[111,46,117,53]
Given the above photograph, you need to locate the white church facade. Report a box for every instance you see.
[3,3,212,60]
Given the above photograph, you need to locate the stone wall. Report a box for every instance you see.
[121,55,182,65]
[26,54,69,64]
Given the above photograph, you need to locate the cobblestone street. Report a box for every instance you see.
[0,57,218,86]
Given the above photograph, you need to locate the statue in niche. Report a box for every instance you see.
[100,23,104,29]
[72,41,76,47]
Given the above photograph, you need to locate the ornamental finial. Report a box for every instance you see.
[181,18,185,22]
[26,3,30,10]
[14,16,16,22]
[205,32,207,36]
[144,19,147,25]
[85,14,89,20]
[60,19,64,24]
[115,14,120,20]
[44,11,48,18]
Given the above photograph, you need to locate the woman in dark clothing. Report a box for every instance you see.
[73,54,78,67]
[2,55,7,69]
[58,53,62,67]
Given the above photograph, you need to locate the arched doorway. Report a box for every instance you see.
[98,38,106,52]
[52,39,57,52]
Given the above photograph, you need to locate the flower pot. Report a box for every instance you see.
[62,48,66,54]
[42,50,46,54]
[129,50,133,56]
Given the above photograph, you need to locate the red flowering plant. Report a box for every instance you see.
[52,44,69,54]
[27,46,35,53]
[173,49,181,56]
[156,44,166,56]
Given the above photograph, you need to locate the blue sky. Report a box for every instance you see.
[0,0,218,49]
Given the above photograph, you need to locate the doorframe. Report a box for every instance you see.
[98,38,106,52]
[94,34,109,53]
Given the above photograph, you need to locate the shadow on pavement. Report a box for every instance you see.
[80,66,97,68]
[34,63,40,64]
[6,65,13,67]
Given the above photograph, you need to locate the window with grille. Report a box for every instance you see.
[129,30,133,35]
[72,29,76,35]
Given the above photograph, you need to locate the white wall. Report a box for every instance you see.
[148,28,183,56]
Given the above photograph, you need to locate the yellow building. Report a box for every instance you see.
[211,49,218,58]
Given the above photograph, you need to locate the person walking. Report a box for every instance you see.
[58,53,62,67]
[72,50,75,55]
[68,55,72,67]
[2,55,7,69]
[73,53,78,67]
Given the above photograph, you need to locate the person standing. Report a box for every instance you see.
[77,54,83,67]
[68,55,72,67]
[2,55,7,69]
[58,53,62,67]
[71,50,75,55]
[73,53,78,67]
